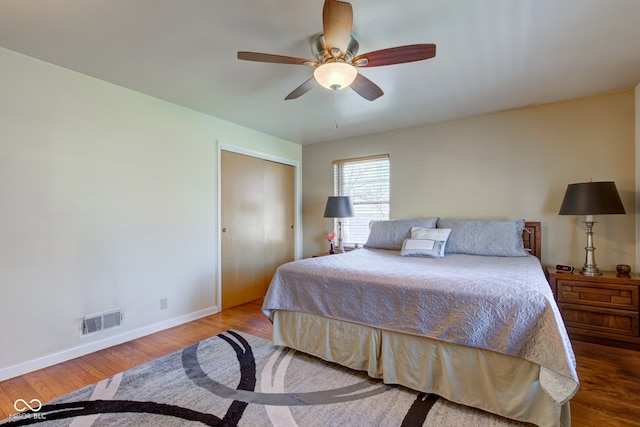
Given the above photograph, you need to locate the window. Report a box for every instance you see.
[333,154,390,245]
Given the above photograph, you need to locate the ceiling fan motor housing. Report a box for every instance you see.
[312,34,359,64]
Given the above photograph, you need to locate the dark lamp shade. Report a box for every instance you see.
[323,196,355,218]
[559,181,626,215]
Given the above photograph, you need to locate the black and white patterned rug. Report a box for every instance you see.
[1,331,529,426]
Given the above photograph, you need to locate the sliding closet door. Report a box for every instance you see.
[263,159,295,290]
[221,151,264,309]
[220,150,294,310]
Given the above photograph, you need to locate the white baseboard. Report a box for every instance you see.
[0,305,220,382]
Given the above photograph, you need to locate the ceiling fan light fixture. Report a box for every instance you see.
[314,62,357,91]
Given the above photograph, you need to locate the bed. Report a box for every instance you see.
[262,219,578,427]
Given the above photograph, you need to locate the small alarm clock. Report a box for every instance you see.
[555,264,574,273]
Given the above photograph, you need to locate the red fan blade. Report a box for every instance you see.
[323,0,353,54]
[350,73,383,101]
[237,52,316,66]
[285,76,318,100]
[353,44,436,67]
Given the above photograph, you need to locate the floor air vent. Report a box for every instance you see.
[80,309,124,336]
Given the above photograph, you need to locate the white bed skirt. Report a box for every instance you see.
[271,310,570,427]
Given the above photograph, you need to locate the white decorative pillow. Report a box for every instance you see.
[436,219,528,257]
[410,227,452,258]
[400,239,445,258]
[364,218,438,250]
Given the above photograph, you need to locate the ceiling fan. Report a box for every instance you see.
[237,0,436,101]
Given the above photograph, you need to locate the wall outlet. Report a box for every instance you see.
[160,297,168,310]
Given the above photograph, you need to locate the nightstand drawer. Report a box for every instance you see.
[557,279,639,310]
[559,303,639,336]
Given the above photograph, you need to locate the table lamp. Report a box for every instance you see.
[559,181,626,276]
[323,196,355,253]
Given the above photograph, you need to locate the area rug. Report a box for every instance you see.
[1,331,531,426]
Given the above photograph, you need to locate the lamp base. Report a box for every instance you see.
[336,220,345,253]
[580,267,602,276]
[580,220,601,276]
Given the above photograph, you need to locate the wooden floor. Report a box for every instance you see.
[1,299,639,426]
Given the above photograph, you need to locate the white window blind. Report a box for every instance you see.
[333,154,390,246]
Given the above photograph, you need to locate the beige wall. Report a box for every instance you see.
[636,83,640,274]
[303,90,636,270]
[0,47,301,378]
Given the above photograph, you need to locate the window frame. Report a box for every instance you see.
[332,154,390,246]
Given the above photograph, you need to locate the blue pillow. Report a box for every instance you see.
[364,218,438,250]
[436,219,528,257]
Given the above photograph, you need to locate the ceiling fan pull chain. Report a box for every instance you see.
[333,90,339,131]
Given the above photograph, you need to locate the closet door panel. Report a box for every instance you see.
[221,151,266,309]
[263,160,295,293]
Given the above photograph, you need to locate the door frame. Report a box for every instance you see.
[217,140,301,309]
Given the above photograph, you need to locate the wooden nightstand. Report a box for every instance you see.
[547,267,640,349]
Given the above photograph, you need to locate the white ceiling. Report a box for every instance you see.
[1,0,639,145]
